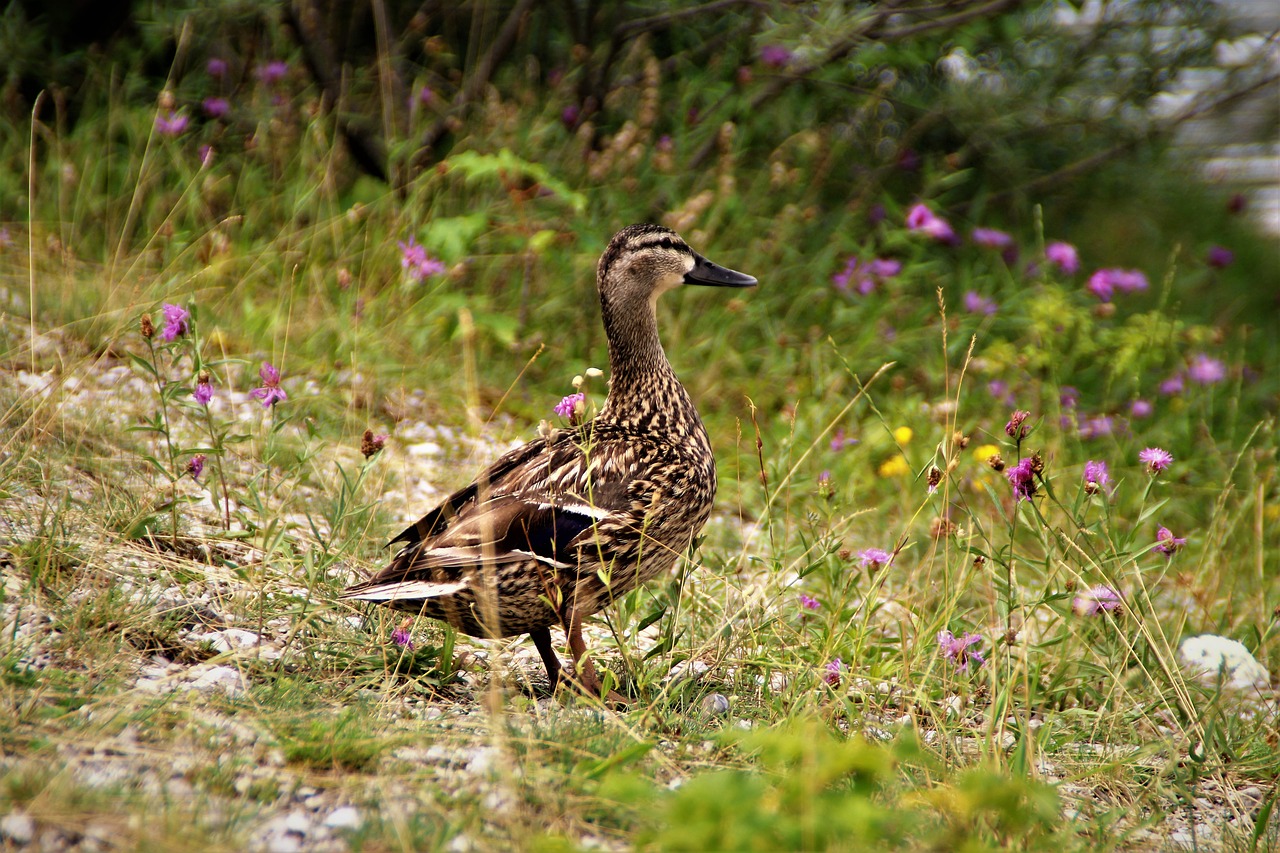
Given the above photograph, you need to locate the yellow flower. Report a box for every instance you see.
[1265,503,1280,523]
[973,444,1000,462]
[878,456,910,478]
[893,426,913,445]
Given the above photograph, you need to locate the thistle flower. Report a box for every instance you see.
[1187,354,1226,385]
[1130,399,1153,418]
[1086,268,1149,301]
[188,454,206,481]
[823,657,845,685]
[159,303,189,342]
[1153,526,1186,557]
[391,618,415,649]
[250,362,287,408]
[938,630,985,670]
[361,429,388,458]
[206,57,228,77]
[760,45,793,68]
[398,235,446,282]
[857,548,892,569]
[155,111,189,136]
[1045,241,1080,274]
[829,428,856,451]
[256,60,289,84]
[203,97,230,118]
[963,291,998,315]
[193,371,213,406]
[1005,457,1036,501]
[1206,245,1234,269]
[927,466,943,494]
[1082,460,1110,495]
[554,392,584,419]
[799,594,820,611]
[970,227,1013,249]
[1005,410,1031,441]
[1138,447,1173,475]
[905,203,956,243]
[1159,373,1185,396]
[1073,584,1121,616]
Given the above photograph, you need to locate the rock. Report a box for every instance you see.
[465,747,498,775]
[324,807,361,831]
[186,665,246,696]
[1178,635,1270,692]
[1,812,35,844]
[699,693,730,717]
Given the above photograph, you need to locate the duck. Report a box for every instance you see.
[341,224,756,701]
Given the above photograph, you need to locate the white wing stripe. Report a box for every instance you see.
[341,579,469,601]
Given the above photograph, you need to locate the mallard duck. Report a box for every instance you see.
[341,224,756,700]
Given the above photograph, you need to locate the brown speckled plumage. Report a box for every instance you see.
[341,224,756,698]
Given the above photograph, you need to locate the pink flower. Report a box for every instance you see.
[1082,460,1110,495]
[1073,585,1121,616]
[193,375,213,406]
[256,60,289,84]
[799,594,820,611]
[905,204,956,243]
[188,454,206,481]
[554,392,584,418]
[398,236,446,281]
[1152,526,1186,557]
[1006,457,1036,501]
[857,548,892,569]
[1045,241,1080,274]
[203,97,230,118]
[1187,354,1226,385]
[155,111,189,136]
[823,657,845,685]
[250,363,287,408]
[938,631,985,670]
[1138,447,1173,474]
[760,45,793,68]
[1130,399,1153,418]
[159,303,190,341]
[970,227,1013,249]
[963,291,998,315]
[1087,267,1149,300]
[206,57,228,77]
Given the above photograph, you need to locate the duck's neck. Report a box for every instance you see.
[597,293,700,437]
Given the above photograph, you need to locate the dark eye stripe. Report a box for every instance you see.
[631,237,690,255]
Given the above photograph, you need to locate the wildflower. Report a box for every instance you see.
[250,362,287,408]
[817,469,833,499]
[415,85,434,106]
[973,443,999,463]
[1187,353,1226,385]
[361,429,388,458]
[1153,526,1187,557]
[1138,447,1173,475]
[193,371,213,405]
[799,594,820,611]
[1027,450,1044,475]
[760,45,793,68]
[188,454,206,481]
[140,313,155,339]
[1005,410,1030,441]
[1077,415,1114,440]
[927,466,942,494]
[155,111,189,136]
[857,548,892,569]
[986,380,1013,405]
[206,57,228,77]
[986,452,1006,472]
[554,392,585,421]
[1082,460,1109,495]
[1060,387,1080,409]
[832,256,900,295]
[159,303,190,341]
[963,291,998,315]
[1045,241,1080,274]
[823,658,845,686]
[1087,267,1149,301]
[203,97,230,118]
[391,618,415,649]
[561,104,581,129]
[938,630,986,670]
[878,456,909,478]
[893,426,913,445]
[1005,457,1036,501]
[1073,584,1121,616]
[398,235,446,281]
[256,60,289,84]
[1130,399,1153,418]
[1159,373,1184,396]
[905,203,956,243]
[867,258,902,278]
[829,428,856,451]
[1206,245,1234,269]
[970,227,1013,249]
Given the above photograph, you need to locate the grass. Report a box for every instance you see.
[1,32,1278,852]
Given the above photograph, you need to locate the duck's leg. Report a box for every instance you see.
[529,626,562,691]
[564,609,629,707]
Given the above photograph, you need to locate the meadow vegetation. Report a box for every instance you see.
[0,1,1277,849]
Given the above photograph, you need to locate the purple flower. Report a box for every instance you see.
[866,258,902,278]
[1045,241,1080,275]
[203,97,230,118]
[1077,415,1115,440]
[250,362,287,408]
[256,60,289,84]
[829,428,857,451]
[1153,526,1187,557]
[1060,387,1080,409]
[1130,399,1153,418]
[857,548,892,569]
[1082,460,1110,495]
[1005,457,1036,501]
[561,104,581,129]
[760,45,793,68]
[1206,245,1234,269]
[938,630,985,670]
[833,256,899,295]
[1073,585,1121,616]
[159,303,189,341]
[415,86,434,106]
[398,236,446,281]
[799,594,820,611]
[963,291,998,315]
[986,380,1011,404]
[906,204,956,243]
[1005,410,1031,441]
[823,657,845,686]
[193,375,213,406]
[970,227,1013,249]
[1159,373,1184,396]
[1086,268,1148,301]
[206,57,228,77]
[155,111,189,136]
[1138,447,1173,474]
[1187,353,1226,385]
[832,257,859,291]
[392,623,414,649]
[554,392,584,418]
[188,454,206,481]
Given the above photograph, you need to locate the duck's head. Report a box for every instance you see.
[597,224,757,308]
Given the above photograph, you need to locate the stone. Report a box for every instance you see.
[324,806,362,831]
[186,665,246,696]
[1178,635,1270,692]
[699,693,730,717]
[0,812,35,844]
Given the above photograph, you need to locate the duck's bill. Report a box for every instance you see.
[684,253,758,288]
